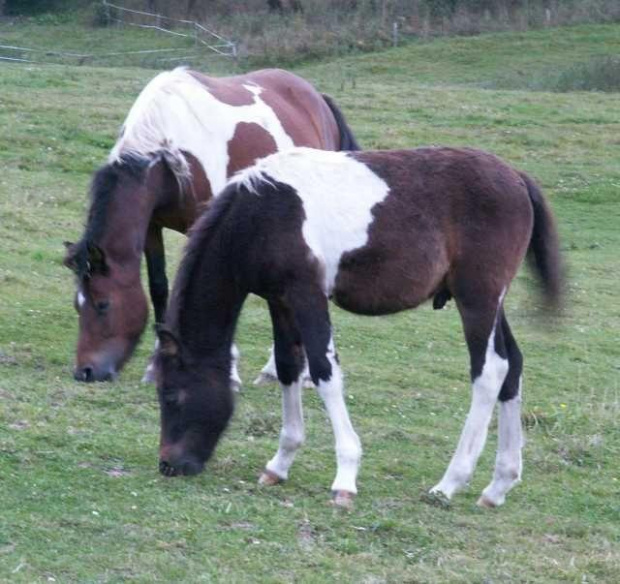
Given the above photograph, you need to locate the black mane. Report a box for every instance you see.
[167,182,242,328]
[69,154,150,279]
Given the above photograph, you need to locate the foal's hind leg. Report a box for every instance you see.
[478,312,524,508]
[259,300,306,485]
[430,289,509,500]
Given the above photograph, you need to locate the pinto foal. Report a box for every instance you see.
[154,147,562,508]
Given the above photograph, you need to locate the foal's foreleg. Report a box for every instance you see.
[259,300,306,485]
[293,293,362,506]
[479,313,524,507]
[431,293,508,500]
[253,346,313,388]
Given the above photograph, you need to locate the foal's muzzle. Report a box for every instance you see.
[159,457,204,477]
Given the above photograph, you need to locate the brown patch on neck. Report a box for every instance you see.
[226,123,278,177]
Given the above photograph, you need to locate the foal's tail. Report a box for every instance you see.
[521,172,564,310]
[321,93,361,151]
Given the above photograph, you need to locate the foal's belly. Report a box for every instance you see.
[331,253,445,316]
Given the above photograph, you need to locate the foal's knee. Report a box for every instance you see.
[307,354,334,388]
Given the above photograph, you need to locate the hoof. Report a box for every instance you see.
[253,372,278,386]
[422,489,451,509]
[258,469,284,486]
[331,490,355,510]
[477,495,498,509]
[229,379,242,393]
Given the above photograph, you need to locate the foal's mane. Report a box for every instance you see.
[167,183,241,327]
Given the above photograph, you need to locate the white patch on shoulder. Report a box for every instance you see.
[108,68,295,197]
[77,291,86,309]
[232,148,390,293]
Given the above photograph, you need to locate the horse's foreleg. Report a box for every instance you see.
[143,224,169,383]
[478,313,524,508]
[259,300,306,485]
[431,290,508,501]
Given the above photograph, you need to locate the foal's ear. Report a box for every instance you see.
[155,325,181,359]
[86,243,109,276]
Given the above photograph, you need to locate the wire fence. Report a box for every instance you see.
[0,0,237,67]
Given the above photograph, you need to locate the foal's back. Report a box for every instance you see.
[231,147,534,314]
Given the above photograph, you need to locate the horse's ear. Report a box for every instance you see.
[63,241,79,272]
[86,243,109,276]
[155,324,181,359]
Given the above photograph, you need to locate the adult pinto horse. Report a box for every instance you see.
[154,146,563,508]
[64,67,359,383]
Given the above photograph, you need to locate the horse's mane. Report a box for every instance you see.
[67,155,148,278]
[107,68,202,190]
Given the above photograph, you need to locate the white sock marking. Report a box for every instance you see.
[431,294,509,499]
[480,377,524,506]
[265,379,305,480]
[314,337,362,494]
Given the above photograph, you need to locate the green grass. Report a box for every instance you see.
[1,21,620,583]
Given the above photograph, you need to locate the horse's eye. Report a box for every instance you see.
[95,300,110,315]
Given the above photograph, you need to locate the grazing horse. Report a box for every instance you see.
[63,67,359,383]
[154,146,563,508]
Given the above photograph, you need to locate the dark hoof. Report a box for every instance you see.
[159,460,179,477]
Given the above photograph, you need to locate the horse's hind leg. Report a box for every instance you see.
[478,312,524,507]
[431,288,509,500]
[259,299,306,486]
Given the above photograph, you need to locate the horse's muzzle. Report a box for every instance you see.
[73,365,116,383]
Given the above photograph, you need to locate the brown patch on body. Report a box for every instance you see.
[188,71,256,106]
[333,148,533,316]
[189,68,340,150]
[227,123,278,177]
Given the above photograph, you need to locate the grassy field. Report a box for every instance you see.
[1,22,619,583]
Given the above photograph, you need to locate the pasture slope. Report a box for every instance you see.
[1,23,619,583]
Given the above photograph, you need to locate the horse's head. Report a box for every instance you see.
[154,326,234,477]
[64,240,149,382]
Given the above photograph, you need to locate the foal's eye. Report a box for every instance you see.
[95,300,110,315]
[162,392,178,406]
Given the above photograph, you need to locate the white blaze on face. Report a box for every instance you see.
[77,290,86,310]
[108,69,295,197]
[233,148,390,294]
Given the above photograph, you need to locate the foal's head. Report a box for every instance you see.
[154,327,234,477]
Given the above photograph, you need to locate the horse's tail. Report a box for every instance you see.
[521,172,564,311]
[321,93,361,151]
